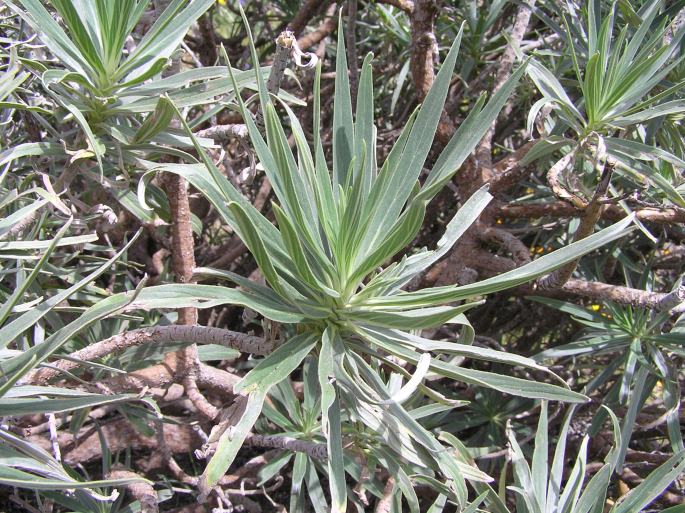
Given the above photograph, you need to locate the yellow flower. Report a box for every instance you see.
[217,0,226,5]
[525,187,534,194]
[590,304,601,312]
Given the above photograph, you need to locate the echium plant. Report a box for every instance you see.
[151,10,635,511]
[506,402,685,513]
[526,0,685,210]
[3,0,286,220]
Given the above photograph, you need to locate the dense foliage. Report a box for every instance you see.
[1,1,684,512]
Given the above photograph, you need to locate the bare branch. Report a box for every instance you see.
[480,226,532,266]
[296,5,337,50]
[495,202,685,224]
[561,280,685,312]
[475,0,537,180]
[410,0,438,103]
[375,0,414,14]
[289,0,333,36]
[374,477,396,513]
[108,468,158,513]
[243,433,327,459]
[27,326,271,385]
[488,140,537,193]
[195,124,248,141]
[537,163,613,290]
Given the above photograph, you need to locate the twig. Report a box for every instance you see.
[297,10,337,50]
[5,208,39,239]
[375,0,414,14]
[195,124,248,141]
[9,495,43,513]
[561,280,685,312]
[206,238,248,269]
[374,477,396,513]
[255,31,295,133]
[47,413,61,462]
[537,162,613,290]
[156,420,199,485]
[243,434,327,459]
[289,0,333,36]
[480,226,532,266]
[495,201,685,224]
[26,326,271,385]
[197,363,241,396]
[108,467,158,513]
[488,140,538,193]
[474,0,537,180]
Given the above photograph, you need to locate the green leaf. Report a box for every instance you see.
[0,216,70,327]
[354,327,587,403]
[319,327,348,513]
[116,0,214,82]
[133,96,176,143]
[358,216,634,308]
[199,392,265,494]
[532,401,549,512]
[200,334,316,493]
[227,201,288,298]
[234,332,318,395]
[345,302,483,330]
[0,231,141,350]
[129,283,311,323]
[361,27,464,255]
[418,60,528,204]
[0,393,153,416]
[332,13,355,191]
[7,0,99,81]
[610,451,685,513]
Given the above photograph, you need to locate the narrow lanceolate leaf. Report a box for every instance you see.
[0,393,152,416]
[199,391,266,495]
[361,26,464,254]
[0,468,149,493]
[374,186,492,293]
[610,451,685,513]
[358,327,551,374]
[507,419,541,513]
[0,218,71,327]
[161,97,293,275]
[0,231,140,350]
[234,333,318,395]
[332,13,354,192]
[128,283,311,322]
[201,333,317,493]
[227,201,287,298]
[117,0,214,82]
[133,96,175,143]
[354,52,377,195]
[417,61,528,204]
[359,216,634,308]
[355,326,588,403]
[319,327,347,513]
[351,352,468,505]
[531,401,548,513]
[2,291,134,378]
[7,0,99,80]
[345,302,483,330]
